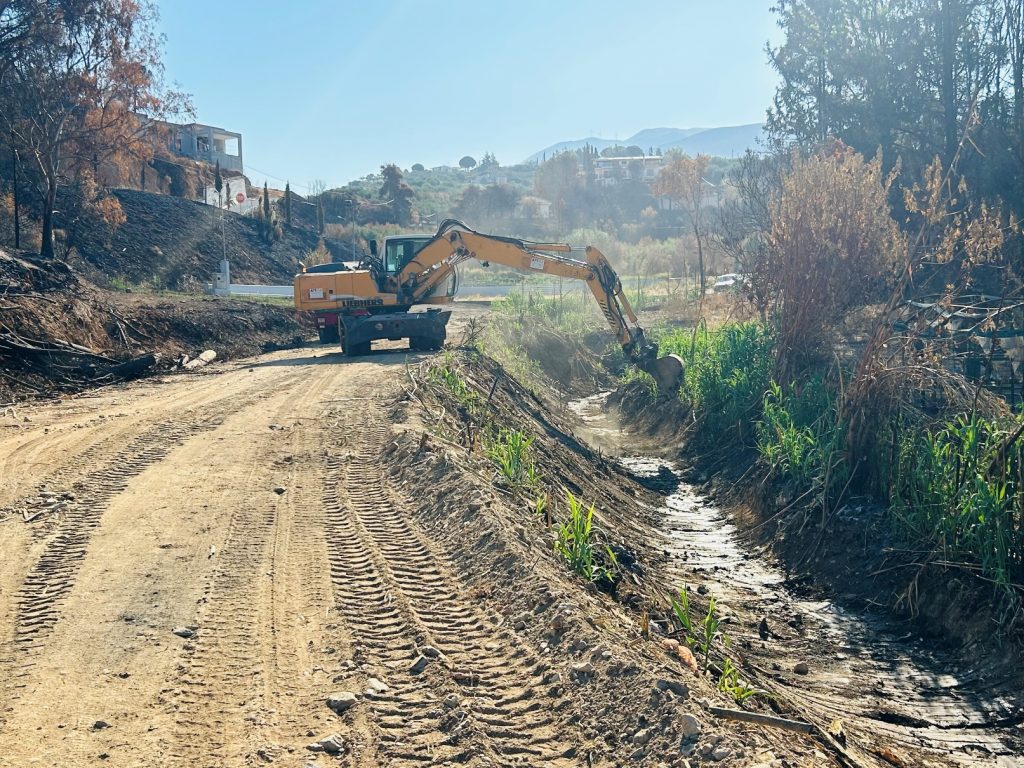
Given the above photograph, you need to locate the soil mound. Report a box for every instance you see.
[0,247,308,400]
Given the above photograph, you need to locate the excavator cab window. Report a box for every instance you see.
[383,237,432,275]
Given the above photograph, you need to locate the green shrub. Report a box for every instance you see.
[670,586,696,646]
[669,586,726,672]
[485,427,540,492]
[553,491,616,582]
[718,657,761,702]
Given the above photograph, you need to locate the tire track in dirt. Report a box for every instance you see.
[323,447,460,765]
[325,409,580,766]
[0,369,307,726]
[257,434,339,756]
[162,366,405,766]
[0,370,283,509]
[11,374,304,645]
[160,371,331,767]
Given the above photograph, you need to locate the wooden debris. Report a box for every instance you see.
[708,706,814,734]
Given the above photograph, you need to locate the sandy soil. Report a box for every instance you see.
[0,341,742,768]
[3,310,1017,767]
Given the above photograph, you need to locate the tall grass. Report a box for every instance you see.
[492,289,597,337]
[553,491,616,582]
[757,376,848,501]
[427,351,479,412]
[891,414,1024,601]
[485,427,540,492]
[658,322,774,447]
[638,320,1023,618]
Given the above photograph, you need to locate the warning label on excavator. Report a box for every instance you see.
[308,288,324,299]
[529,257,545,271]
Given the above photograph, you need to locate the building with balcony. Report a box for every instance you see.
[165,122,244,173]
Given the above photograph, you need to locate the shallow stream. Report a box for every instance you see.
[570,392,1023,767]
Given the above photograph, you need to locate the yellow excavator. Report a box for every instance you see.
[293,220,684,391]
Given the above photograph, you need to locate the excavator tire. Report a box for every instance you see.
[409,327,446,352]
[350,339,374,358]
[318,326,339,344]
[339,324,371,357]
[344,341,371,357]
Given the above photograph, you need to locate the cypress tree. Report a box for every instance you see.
[263,182,273,241]
[214,159,223,206]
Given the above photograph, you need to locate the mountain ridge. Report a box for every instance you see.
[524,123,765,163]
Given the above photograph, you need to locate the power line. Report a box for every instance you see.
[244,164,310,193]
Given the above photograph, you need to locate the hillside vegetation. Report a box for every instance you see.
[71,190,345,291]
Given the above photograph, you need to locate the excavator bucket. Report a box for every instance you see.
[644,354,685,393]
[631,333,685,395]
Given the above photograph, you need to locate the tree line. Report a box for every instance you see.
[767,0,1023,215]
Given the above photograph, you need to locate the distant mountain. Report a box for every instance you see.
[626,126,707,149]
[524,123,765,163]
[670,124,766,157]
[525,137,618,160]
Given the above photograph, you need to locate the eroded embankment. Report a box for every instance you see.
[398,342,1024,765]
[576,391,1024,768]
[0,246,309,401]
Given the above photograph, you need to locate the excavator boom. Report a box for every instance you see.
[293,220,684,392]
[396,221,683,391]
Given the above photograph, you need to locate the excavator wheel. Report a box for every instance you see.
[339,323,371,357]
[348,342,371,356]
[409,330,445,353]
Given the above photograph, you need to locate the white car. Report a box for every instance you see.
[712,273,745,291]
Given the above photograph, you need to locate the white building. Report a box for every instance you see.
[592,155,666,186]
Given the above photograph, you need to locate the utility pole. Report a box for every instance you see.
[349,199,357,260]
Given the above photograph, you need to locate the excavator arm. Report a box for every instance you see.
[393,220,684,391]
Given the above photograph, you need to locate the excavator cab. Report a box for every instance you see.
[373,235,456,300]
[368,236,433,276]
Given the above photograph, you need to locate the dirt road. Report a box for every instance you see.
[8,331,1017,767]
[0,345,579,766]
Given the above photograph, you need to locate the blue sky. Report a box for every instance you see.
[155,1,780,192]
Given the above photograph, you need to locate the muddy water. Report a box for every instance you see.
[570,393,1023,768]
